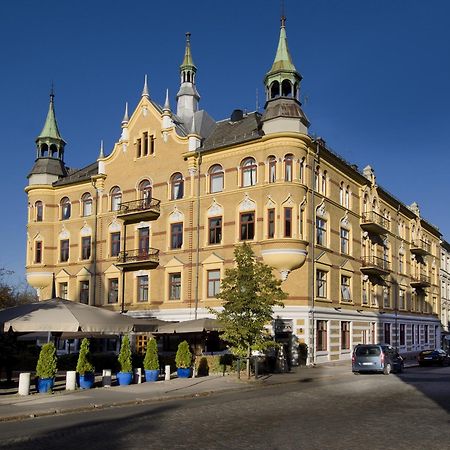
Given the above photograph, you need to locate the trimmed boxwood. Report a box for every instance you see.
[143,338,159,371]
[76,338,95,375]
[175,341,192,369]
[118,335,133,373]
[36,343,58,379]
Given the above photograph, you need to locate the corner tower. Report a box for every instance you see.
[176,32,200,128]
[262,16,309,135]
[28,92,67,185]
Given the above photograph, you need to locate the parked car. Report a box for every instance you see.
[417,349,450,366]
[352,344,404,375]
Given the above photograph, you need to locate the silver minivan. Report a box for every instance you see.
[352,344,404,375]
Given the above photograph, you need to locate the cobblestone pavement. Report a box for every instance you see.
[1,363,449,450]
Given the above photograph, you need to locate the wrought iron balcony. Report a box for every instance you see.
[410,239,431,256]
[360,255,390,276]
[117,198,160,223]
[116,248,159,271]
[410,272,431,288]
[360,211,390,235]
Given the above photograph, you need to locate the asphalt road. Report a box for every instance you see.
[1,365,450,450]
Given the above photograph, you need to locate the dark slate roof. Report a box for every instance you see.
[27,158,68,179]
[200,112,263,152]
[53,161,98,187]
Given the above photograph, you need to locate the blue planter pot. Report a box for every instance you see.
[117,371,133,386]
[79,372,95,389]
[177,368,191,378]
[37,377,54,393]
[145,369,159,382]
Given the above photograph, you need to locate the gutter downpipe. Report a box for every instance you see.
[309,139,320,366]
[194,149,202,320]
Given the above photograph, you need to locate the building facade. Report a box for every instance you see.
[25,18,442,364]
[440,241,450,333]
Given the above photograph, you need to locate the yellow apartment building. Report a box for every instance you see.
[25,18,442,364]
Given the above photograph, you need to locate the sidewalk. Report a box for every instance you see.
[0,360,416,422]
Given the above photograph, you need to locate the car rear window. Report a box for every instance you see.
[355,346,381,357]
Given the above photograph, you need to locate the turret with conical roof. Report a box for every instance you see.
[262,16,309,134]
[28,92,67,185]
[176,32,200,128]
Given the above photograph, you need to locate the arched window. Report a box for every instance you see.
[60,197,71,220]
[339,182,344,206]
[171,173,184,200]
[35,201,43,222]
[209,165,224,193]
[270,81,280,99]
[50,144,58,158]
[363,194,369,214]
[110,186,122,211]
[284,154,293,182]
[281,80,292,97]
[299,158,305,182]
[241,157,257,187]
[40,144,48,157]
[345,185,350,208]
[81,193,93,217]
[268,156,277,183]
[139,180,152,205]
[321,171,327,195]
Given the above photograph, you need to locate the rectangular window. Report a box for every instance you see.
[240,212,255,241]
[143,132,148,156]
[399,289,405,310]
[35,241,42,263]
[384,323,391,345]
[362,279,368,305]
[207,270,221,298]
[399,252,404,273]
[170,223,183,249]
[340,228,349,254]
[416,323,420,344]
[268,209,275,239]
[149,135,155,155]
[108,278,119,304]
[136,138,142,158]
[60,239,69,262]
[316,320,328,351]
[284,207,292,238]
[424,324,429,344]
[59,282,68,299]
[169,272,181,300]
[80,280,89,304]
[81,236,91,260]
[411,324,415,345]
[316,218,326,246]
[137,276,149,302]
[316,270,327,298]
[340,275,351,302]
[36,203,43,222]
[399,324,406,346]
[208,217,222,245]
[139,227,150,255]
[383,286,390,308]
[111,232,121,257]
[341,321,350,350]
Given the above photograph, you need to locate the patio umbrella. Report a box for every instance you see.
[155,317,223,334]
[0,298,137,333]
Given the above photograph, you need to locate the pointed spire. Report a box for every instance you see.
[142,74,149,98]
[269,15,296,74]
[181,32,196,71]
[163,88,171,111]
[98,140,104,159]
[38,89,64,141]
[121,102,129,126]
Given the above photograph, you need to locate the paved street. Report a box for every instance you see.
[1,364,450,450]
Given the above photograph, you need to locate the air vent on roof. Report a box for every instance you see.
[230,109,244,122]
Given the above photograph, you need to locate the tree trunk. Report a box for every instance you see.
[246,345,251,379]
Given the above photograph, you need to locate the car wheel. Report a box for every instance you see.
[383,363,392,375]
[353,371,360,375]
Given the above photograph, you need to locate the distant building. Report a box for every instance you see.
[25,16,442,364]
[440,241,450,333]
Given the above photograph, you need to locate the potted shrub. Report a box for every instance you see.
[76,338,95,389]
[143,338,159,382]
[36,342,58,393]
[175,340,192,378]
[117,335,133,385]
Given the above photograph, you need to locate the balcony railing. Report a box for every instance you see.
[361,211,390,234]
[117,198,161,223]
[410,239,431,255]
[411,272,431,287]
[360,255,390,275]
[116,248,159,270]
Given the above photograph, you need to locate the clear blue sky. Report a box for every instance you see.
[1,0,449,284]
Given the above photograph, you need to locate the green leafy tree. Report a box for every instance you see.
[118,335,133,373]
[0,267,38,309]
[143,338,159,371]
[36,343,58,379]
[175,340,192,369]
[212,243,286,378]
[76,338,94,375]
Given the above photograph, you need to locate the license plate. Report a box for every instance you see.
[362,362,373,365]
[424,357,432,360]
